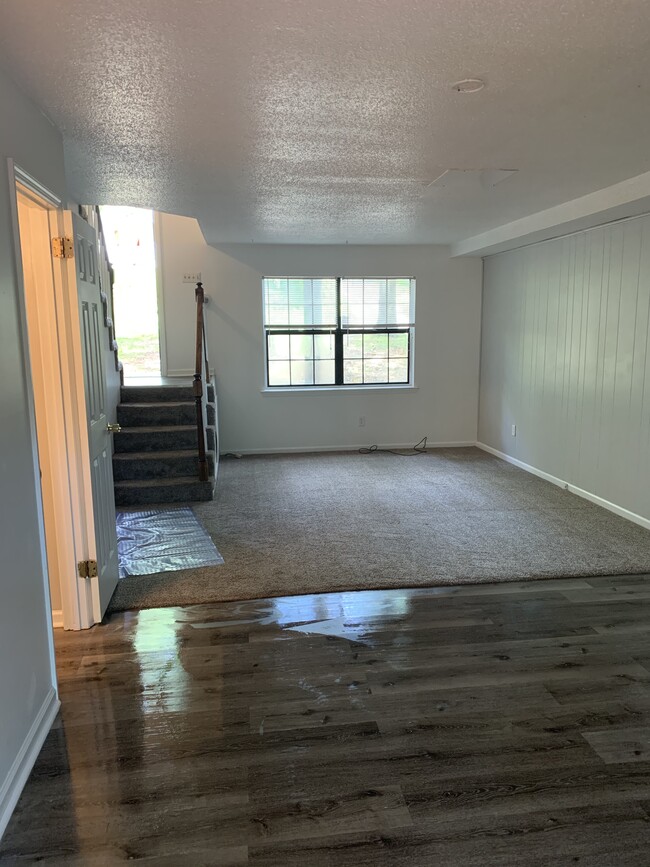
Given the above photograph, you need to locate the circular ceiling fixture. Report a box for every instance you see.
[451,78,486,93]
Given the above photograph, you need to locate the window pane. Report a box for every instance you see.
[341,278,363,324]
[268,334,290,360]
[387,279,413,325]
[389,332,408,357]
[363,333,388,358]
[363,279,386,306]
[343,333,362,358]
[288,279,312,305]
[267,285,288,305]
[340,277,414,327]
[387,278,410,305]
[290,334,313,360]
[264,278,337,328]
[388,278,410,296]
[315,359,335,384]
[363,280,387,326]
[268,360,291,386]
[312,279,337,306]
[389,358,408,383]
[343,304,364,326]
[364,358,388,383]
[314,333,335,359]
[291,360,314,385]
[387,303,411,325]
[344,359,363,384]
[312,305,337,326]
[268,305,289,325]
[289,304,311,325]
[363,304,387,326]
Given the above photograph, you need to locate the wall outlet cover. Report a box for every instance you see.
[182,272,202,284]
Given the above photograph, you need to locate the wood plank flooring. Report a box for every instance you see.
[3,574,650,865]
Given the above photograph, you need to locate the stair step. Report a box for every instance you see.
[113,450,216,481]
[114,425,216,453]
[117,402,216,428]
[117,402,196,427]
[120,383,215,403]
[114,476,215,507]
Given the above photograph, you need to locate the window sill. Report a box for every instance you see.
[261,384,418,394]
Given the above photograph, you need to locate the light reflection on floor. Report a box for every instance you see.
[133,608,190,714]
[179,589,415,643]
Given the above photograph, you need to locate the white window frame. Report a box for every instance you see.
[262,276,416,391]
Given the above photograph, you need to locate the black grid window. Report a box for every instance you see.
[263,277,414,388]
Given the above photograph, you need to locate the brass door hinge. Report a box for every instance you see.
[77,559,98,579]
[52,236,74,259]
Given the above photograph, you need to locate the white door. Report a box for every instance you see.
[73,213,119,618]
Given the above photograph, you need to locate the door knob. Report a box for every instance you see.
[106,423,122,433]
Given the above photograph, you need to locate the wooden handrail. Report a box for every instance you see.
[193,282,210,481]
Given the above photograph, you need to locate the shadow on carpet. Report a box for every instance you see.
[107,448,650,613]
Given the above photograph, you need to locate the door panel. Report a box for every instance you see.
[73,212,119,618]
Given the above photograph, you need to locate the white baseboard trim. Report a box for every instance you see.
[165,369,216,379]
[0,687,59,840]
[51,609,63,629]
[223,441,477,456]
[476,442,650,531]
[165,369,195,377]
[567,482,650,530]
[476,442,568,488]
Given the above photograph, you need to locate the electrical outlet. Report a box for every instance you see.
[182,272,202,284]
[511,424,517,437]
[359,416,366,427]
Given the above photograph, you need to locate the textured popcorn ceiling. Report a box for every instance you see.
[1,0,650,244]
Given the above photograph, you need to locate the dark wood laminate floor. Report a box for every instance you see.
[4,574,650,865]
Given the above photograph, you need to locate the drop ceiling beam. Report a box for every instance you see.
[452,171,650,257]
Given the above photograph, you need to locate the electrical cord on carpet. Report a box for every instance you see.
[359,436,428,456]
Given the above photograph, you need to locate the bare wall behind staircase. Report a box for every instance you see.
[156,213,484,453]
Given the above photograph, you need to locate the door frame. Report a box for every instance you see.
[9,160,97,630]
[153,210,168,376]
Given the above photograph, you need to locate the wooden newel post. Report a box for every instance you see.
[194,282,209,481]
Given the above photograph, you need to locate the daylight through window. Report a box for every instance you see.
[263,277,415,387]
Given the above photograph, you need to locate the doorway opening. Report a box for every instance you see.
[99,206,161,378]
[14,168,119,631]
[13,179,100,631]
[17,184,68,628]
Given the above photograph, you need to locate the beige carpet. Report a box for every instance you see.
[107,447,650,612]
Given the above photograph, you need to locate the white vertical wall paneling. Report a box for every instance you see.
[479,213,650,523]
[636,221,650,508]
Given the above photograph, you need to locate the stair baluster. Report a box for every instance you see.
[194,281,210,482]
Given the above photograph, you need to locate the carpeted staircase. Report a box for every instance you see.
[113,382,218,506]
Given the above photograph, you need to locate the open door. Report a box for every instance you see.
[72,212,119,618]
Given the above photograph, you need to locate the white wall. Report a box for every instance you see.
[479,214,650,523]
[158,214,483,453]
[0,68,62,833]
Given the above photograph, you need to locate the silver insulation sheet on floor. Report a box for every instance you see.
[116,508,224,578]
